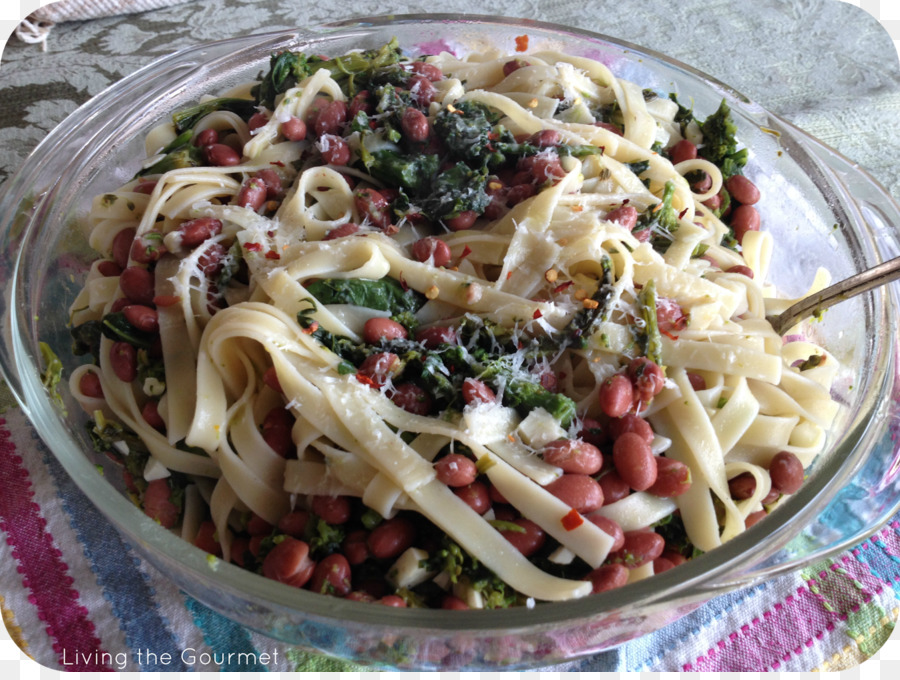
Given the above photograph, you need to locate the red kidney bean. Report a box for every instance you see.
[178,216,223,249]
[408,61,444,81]
[728,472,757,500]
[613,432,657,491]
[262,365,283,393]
[348,90,373,118]
[661,549,687,566]
[453,480,491,515]
[607,413,654,444]
[204,143,241,167]
[262,537,316,587]
[585,563,629,593]
[112,227,137,269]
[730,205,760,244]
[587,514,625,552]
[598,470,631,505]
[141,400,166,431]
[355,188,392,229]
[531,153,566,184]
[311,495,352,524]
[499,518,545,557]
[605,205,638,231]
[725,174,760,205]
[254,167,284,199]
[246,513,273,537]
[319,134,350,166]
[445,210,477,231]
[97,260,122,277]
[407,74,436,107]
[544,474,604,513]
[358,352,400,386]
[79,371,104,398]
[653,556,676,573]
[193,520,222,556]
[247,111,269,132]
[594,121,623,136]
[647,457,692,497]
[578,417,608,448]
[628,357,666,403]
[323,222,360,240]
[769,451,804,494]
[762,487,780,505]
[412,237,452,268]
[726,264,754,279]
[367,516,416,559]
[703,192,723,213]
[278,510,311,538]
[656,297,688,333]
[130,231,167,264]
[346,591,376,603]
[342,529,370,565]
[378,595,407,607]
[502,59,528,76]
[401,107,430,142]
[197,242,227,278]
[610,529,665,568]
[193,128,219,146]
[686,170,712,194]
[262,406,294,458]
[314,100,349,137]
[434,453,478,487]
[669,139,698,165]
[230,536,250,567]
[110,298,130,313]
[745,510,767,528]
[441,595,470,610]
[687,372,707,391]
[237,177,268,211]
[506,182,536,205]
[309,553,352,596]
[462,378,496,406]
[542,438,603,475]
[281,116,307,141]
[123,304,159,333]
[362,317,408,344]
[390,383,433,415]
[142,478,179,528]
[598,373,634,418]
[527,129,561,148]
[305,96,330,126]
[416,325,457,348]
[110,341,137,382]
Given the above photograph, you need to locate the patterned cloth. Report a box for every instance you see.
[2,0,900,672]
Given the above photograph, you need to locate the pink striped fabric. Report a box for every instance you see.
[0,418,111,671]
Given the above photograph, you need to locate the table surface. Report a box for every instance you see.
[2,0,900,672]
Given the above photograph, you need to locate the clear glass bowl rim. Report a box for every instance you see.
[2,12,900,639]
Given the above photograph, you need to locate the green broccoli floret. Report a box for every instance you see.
[699,99,748,178]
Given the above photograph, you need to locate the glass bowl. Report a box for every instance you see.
[2,14,900,671]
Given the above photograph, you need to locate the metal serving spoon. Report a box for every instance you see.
[765,255,900,336]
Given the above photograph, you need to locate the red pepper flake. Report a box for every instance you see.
[561,509,583,531]
[152,294,182,307]
[270,160,285,167]
[515,34,529,52]
[660,329,679,341]
[244,242,262,252]
[532,309,543,320]
[398,272,409,291]
[460,244,472,259]
[678,208,689,219]
[355,372,379,388]
[506,271,513,280]
[553,280,574,294]
[265,250,281,260]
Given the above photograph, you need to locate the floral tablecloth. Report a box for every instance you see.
[2,0,900,672]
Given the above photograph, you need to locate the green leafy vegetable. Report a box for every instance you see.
[417,161,491,221]
[305,277,426,314]
[367,149,439,195]
[699,99,747,178]
[39,342,65,411]
[71,320,103,363]
[636,279,663,365]
[171,97,259,133]
[100,312,157,349]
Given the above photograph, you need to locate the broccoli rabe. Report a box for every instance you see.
[699,99,748,178]
[305,277,426,314]
[171,97,259,133]
[635,180,679,250]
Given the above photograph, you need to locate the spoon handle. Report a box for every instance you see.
[766,255,900,336]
